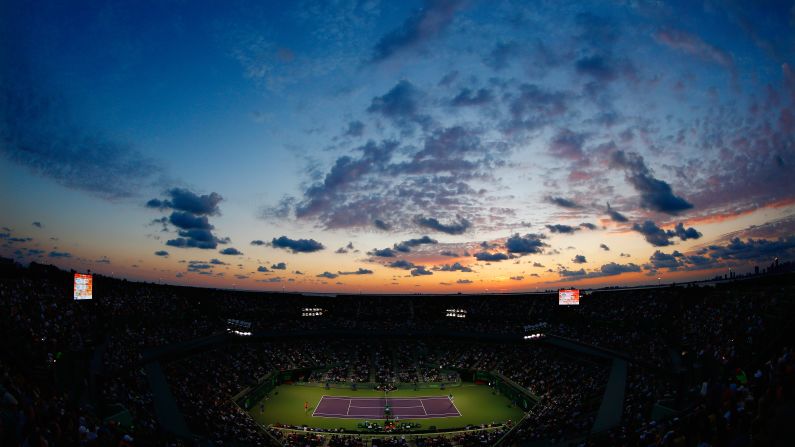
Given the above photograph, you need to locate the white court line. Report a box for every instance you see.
[316,396,449,400]
[311,396,322,417]
[449,397,463,416]
[346,398,352,415]
[419,399,427,415]
[349,405,425,409]
[311,412,462,419]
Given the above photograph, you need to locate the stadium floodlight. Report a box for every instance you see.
[523,333,545,340]
[302,307,325,317]
[227,319,252,336]
[445,308,467,318]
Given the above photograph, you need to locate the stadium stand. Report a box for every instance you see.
[0,258,793,446]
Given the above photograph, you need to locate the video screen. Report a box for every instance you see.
[74,273,93,300]
[558,289,579,305]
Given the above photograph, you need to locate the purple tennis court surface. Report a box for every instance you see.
[312,396,461,419]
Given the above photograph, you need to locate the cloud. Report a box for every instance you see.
[0,67,164,200]
[580,223,597,230]
[706,236,795,262]
[147,188,223,215]
[609,150,693,214]
[394,235,438,252]
[271,236,325,253]
[209,258,227,265]
[440,250,459,257]
[344,120,365,137]
[456,278,472,284]
[370,0,465,63]
[373,219,392,231]
[411,266,433,276]
[672,222,702,241]
[271,262,287,270]
[169,212,213,231]
[416,215,471,234]
[632,221,675,246]
[370,247,397,257]
[648,250,684,270]
[149,189,227,250]
[572,255,587,264]
[280,125,499,231]
[592,262,642,277]
[483,40,520,71]
[559,268,586,277]
[549,129,586,160]
[474,251,509,262]
[187,261,213,272]
[633,220,702,247]
[546,224,579,234]
[505,233,547,254]
[32,221,43,228]
[317,271,339,279]
[250,240,266,245]
[575,55,620,82]
[599,243,610,251]
[257,266,270,272]
[655,28,734,67]
[606,202,628,222]
[510,276,524,281]
[154,250,169,257]
[450,88,494,107]
[504,84,569,132]
[367,80,429,130]
[338,268,374,275]
[545,196,582,209]
[166,236,218,250]
[435,262,472,272]
[48,251,71,258]
[387,260,416,270]
[258,277,282,283]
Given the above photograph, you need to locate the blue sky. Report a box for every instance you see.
[2,0,794,292]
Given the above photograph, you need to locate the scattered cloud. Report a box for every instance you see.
[410,266,433,276]
[606,202,629,222]
[505,233,547,254]
[370,0,465,63]
[416,215,471,235]
[435,262,472,272]
[394,235,438,252]
[474,251,510,262]
[545,196,582,209]
[219,247,243,256]
[609,151,693,214]
[271,236,325,253]
[546,224,579,234]
[338,268,374,275]
[632,220,702,247]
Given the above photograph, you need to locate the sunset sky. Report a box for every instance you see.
[2,0,794,293]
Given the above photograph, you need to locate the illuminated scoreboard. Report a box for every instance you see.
[74,273,93,300]
[558,289,579,305]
